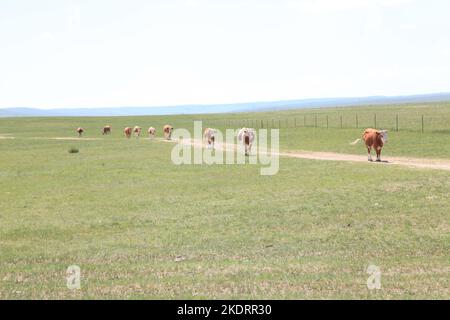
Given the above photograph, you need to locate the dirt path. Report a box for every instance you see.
[161,138,450,172]
[0,134,15,139]
[279,150,450,171]
[27,137,105,141]
[4,135,450,171]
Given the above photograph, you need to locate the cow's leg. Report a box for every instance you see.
[367,146,373,161]
[376,147,381,162]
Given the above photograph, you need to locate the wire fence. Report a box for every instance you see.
[202,113,439,133]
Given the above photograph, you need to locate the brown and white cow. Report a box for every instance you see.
[76,127,84,137]
[102,125,111,135]
[148,127,156,138]
[133,126,142,138]
[203,128,217,149]
[163,125,173,140]
[124,127,132,138]
[351,128,388,162]
[238,127,255,156]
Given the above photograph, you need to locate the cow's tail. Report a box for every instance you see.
[350,138,362,145]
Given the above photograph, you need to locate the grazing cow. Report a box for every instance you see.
[102,125,111,135]
[163,125,173,140]
[351,128,388,162]
[124,127,132,138]
[148,127,156,138]
[133,126,142,138]
[76,127,84,137]
[203,128,217,149]
[238,127,255,156]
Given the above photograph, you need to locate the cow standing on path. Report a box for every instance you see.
[238,127,255,156]
[163,125,173,140]
[76,127,84,137]
[124,127,132,138]
[351,128,388,162]
[102,126,111,135]
[134,126,142,138]
[203,128,217,149]
[148,127,156,138]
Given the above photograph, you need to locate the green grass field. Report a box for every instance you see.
[0,103,449,299]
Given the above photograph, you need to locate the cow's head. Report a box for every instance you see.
[238,128,247,141]
[378,130,388,143]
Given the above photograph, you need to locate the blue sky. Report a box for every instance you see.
[1,0,449,109]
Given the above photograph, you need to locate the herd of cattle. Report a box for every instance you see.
[76,125,174,140]
[75,125,388,160]
[75,126,256,155]
[121,125,174,139]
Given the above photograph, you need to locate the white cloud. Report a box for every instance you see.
[67,0,81,32]
[185,0,201,7]
[440,48,450,56]
[38,32,56,41]
[285,0,414,13]
[400,24,417,31]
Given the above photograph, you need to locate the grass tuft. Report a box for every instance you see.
[68,147,79,154]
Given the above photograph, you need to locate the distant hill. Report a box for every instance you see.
[1,92,450,117]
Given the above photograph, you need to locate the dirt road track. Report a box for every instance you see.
[4,135,450,171]
[162,138,450,172]
[279,150,450,171]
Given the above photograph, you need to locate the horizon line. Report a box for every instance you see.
[2,91,450,110]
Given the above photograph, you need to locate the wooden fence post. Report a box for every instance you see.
[340,116,343,129]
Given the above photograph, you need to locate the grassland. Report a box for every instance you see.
[0,102,449,299]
